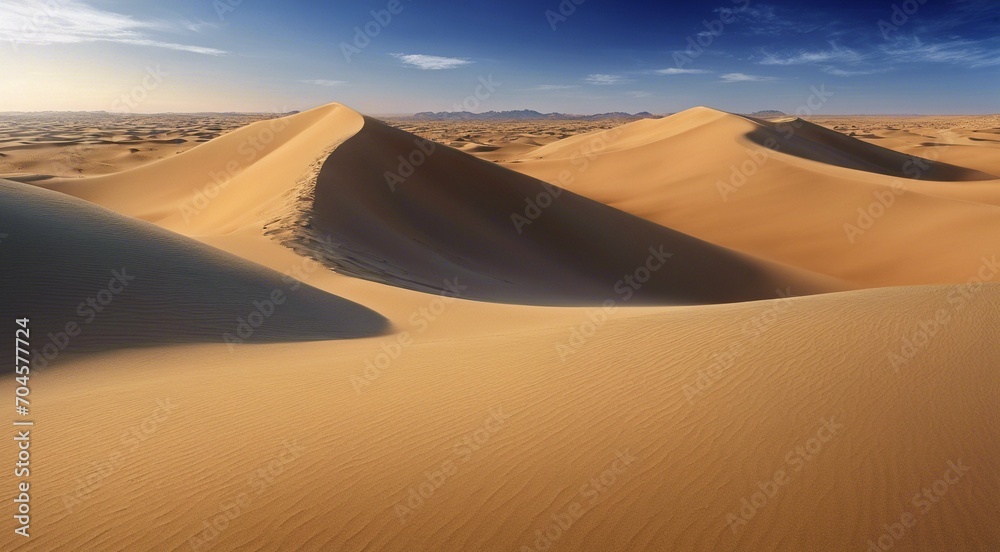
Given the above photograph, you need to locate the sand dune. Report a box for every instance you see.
[37,105,841,305]
[38,105,363,235]
[2,103,998,551]
[745,114,993,181]
[0,179,386,363]
[506,107,1000,287]
[2,284,997,551]
[272,115,843,305]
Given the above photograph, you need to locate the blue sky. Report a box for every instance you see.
[1,0,998,114]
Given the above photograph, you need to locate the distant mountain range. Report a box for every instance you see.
[403,109,791,121]
[407,110,658,121]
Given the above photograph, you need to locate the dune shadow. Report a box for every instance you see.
[744,119,997,181]
[0,180,389,371]
[265,116,842,307]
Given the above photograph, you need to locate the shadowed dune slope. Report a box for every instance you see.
[508,107,1000,287]
[744,114,995,181]
[0,179,387,363]
[289,116,843,305]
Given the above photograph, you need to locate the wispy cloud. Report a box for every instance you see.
[113,38,225,55]
[722,4,824,36]
[908,0,1000,35]
[585,73,630,85]
[822,66,890,77]
[180,19,217,34]
[880,36,1000,68]
[753,36,1000,74]
[523,84,579,91]
[653,68,711,75]
[719,72,778,82]
[626,91,653,98]
[391,53,471,70]
[757,45,862,65]
[0,0,226,55]
[300,79,347,87]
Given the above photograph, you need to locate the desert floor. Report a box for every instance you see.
[1,107,997,551]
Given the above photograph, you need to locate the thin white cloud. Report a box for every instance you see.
[116,38,225,56]
[880,36,1000,68]
[300,79,348,87]
[0,0,226,55]
[719,72,778,82]
[181,20,218,34]
[755,37,1000,74]
[523,84,578,91]
[654,68,711,75]
[720,3,824,35]
[822,66,890,77]
[758,45,862,65]
[391,53,471,70]
[585,73,629,85]
[626,91,653,98]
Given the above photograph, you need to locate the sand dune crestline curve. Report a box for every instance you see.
[283,115,842,305]
[508,107,1000,287]
[0,179,388,366]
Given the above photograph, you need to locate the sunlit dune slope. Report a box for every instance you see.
[39,104,366,235]
[506,107,1000,287]
[0,179,387,362]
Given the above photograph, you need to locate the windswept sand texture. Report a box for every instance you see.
[1,104,998,551]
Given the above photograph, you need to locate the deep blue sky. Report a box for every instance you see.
[2,0,998,113]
